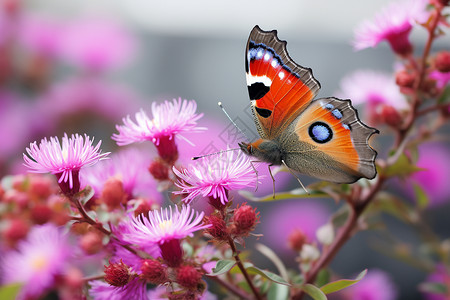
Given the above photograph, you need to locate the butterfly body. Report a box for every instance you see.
[242,26,378,184]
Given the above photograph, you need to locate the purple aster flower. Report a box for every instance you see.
[123,205,210,267]
[89,277,148,300]
[1,224,73,299]
[342,269,397,300]
[23,133,110,195]
[80,148,162,204]
[405,143,450,206]
[353,0,429,56]
[336,70,407,126]
[173,150,256,207]
[112,98,206,164]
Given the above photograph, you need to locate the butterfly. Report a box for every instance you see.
[239,25,378,185]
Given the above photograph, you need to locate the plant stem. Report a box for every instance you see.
[227,236,262,300]
[207,275,251,299]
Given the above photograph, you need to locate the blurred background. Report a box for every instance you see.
[1,0,449,299]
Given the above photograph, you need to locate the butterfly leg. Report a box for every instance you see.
[281,160,310,195]
[268,164,276,199]
[250,160,260,192]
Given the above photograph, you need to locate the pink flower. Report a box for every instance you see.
[60,18,136,71]
[429,70,450,89]
[23,133,110,195]
[17,14,64,57]
[353,0,429,56]
[80,148,162,203]
[342,269,397,300]
[260,200,329,255]
[123,205,210,266]
[113,98,205,164]
[1,224,73,299]
[407,143,450,206]
[173,150,257,206]
[89,277,148,300]
[336,70,407,125]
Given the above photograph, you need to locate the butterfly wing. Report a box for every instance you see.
[278,97,378,183]
[246,25,321,140]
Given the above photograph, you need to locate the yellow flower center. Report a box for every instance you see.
[158,220,173,232]
[31,255,48,271]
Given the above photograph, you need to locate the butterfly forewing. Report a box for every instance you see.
[246,25,321,139]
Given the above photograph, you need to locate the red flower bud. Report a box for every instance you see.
[101,178,127,210]
[155,135,179,165]
[381,105,403,128]
[30,204,53,225]
[80,231,103,255]
[3,218,29,245]
[232,203,259,235]
[176,265,202,289]
[395,70,415,88]
[149,159,170,181]
[141,259,168,284]
[435,51,450,73]
[204,214,228,240]
[104,260,131,287]
[287,228,307,252]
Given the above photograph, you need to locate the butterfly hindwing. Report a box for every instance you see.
[278,97,378,183]
[246,25,321,139]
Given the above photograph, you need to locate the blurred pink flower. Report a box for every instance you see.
[35,77,142,126]
[336,70,407,125]
[173,150,257,205]
[429,70,450,89]
[80,148,162,203]
[260,200,330,255]
[342,269,397,300]
[407,143,450,206]
[89,277,148,300]
[23,133,110,194]
[17,14,64,57]
[1,224,74,299]
[353,0,429,55]
[421,265,450,300]
[60,18,136,71]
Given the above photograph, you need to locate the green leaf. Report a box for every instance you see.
[315,269,331,288]
[0,283,22,300]
[239,189,328,202]
[207,259,236,276]
[267,282,290,300]
[76,185,95,204]
[245,266,290,286]
[383,153,423,178]
[255,243,289,281]
[320,269,367,294]
[302,283,327,300]
[413,183,429,209]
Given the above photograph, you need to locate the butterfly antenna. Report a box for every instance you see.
[192,148,241,160]
[281,160,310,195]
[218,102,249,141]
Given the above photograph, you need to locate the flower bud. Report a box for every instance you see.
[3,218,29,245]
[176,265,202,289]
[435,51,450,73]
[141,259,168,284]
[232,203,259,235]
[204,214,228,240]
[29,175,54,198]
[104,260,131,287]
[101,177,127,210]
[287,228,307,252]
[80,231,103,255]
[316,223,335,246]
[30,204,53,225]
[149,159,170,181]
[395,70,415,88]
[300,244,320,262]
[159,239,183,267]
[381,105,403,128]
